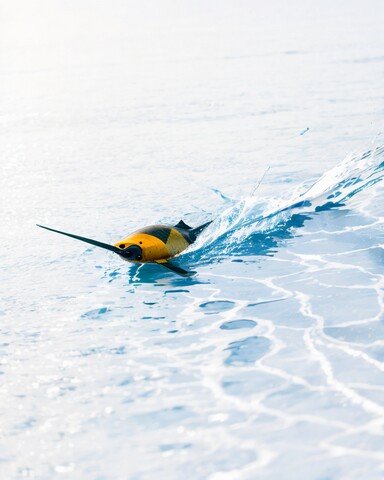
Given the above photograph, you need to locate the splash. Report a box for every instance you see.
[184,145,384,264]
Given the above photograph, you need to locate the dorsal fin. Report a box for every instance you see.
[174,219,192,230]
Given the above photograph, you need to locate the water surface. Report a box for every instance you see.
[1,1,384,479]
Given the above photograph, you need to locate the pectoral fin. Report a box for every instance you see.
[154,260,196,277]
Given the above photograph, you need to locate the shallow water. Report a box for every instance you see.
[1,1,384,479]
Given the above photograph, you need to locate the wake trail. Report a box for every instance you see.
[183,145,384,263]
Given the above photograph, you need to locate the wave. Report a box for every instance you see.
[182,145,384,265]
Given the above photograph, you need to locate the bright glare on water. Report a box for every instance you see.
[1,1,384,479]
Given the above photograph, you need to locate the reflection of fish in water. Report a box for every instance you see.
[37,220,212,276]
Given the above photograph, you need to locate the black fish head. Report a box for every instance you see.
[117,243,143,261]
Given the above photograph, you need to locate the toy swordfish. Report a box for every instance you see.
[37,220,212,276]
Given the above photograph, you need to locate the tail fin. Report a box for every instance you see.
[189,221,212,241]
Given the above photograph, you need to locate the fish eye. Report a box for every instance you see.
[136,255,142,260]
[139,242,142,244]
[119,244,125,249]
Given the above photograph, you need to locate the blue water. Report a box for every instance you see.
[1,1,384,479]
